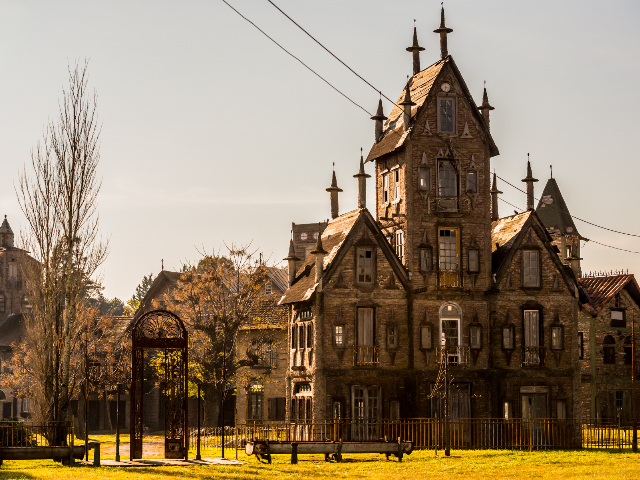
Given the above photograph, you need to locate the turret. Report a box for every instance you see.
[521,156,539,211]
[406,26,425,75]
[0,216,14,248]
[325,166,343,219]
[399,81,416,131]
[490,173,503,222]
[310,226,327,284]
[370,98,387,143]
[478,84,495,131]
[283,236,300,287]
[433,6,453,60]
[353,149,371,209]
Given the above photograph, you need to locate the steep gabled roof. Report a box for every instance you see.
[266,267,288,294]
[135,270,181,319]
[279,208,407,305]
[366,56,498,163]
[578,275,640,315]
[491,210,577,294]
[535,178,580,236]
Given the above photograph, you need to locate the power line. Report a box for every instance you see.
[496,174,640,239]
[220,0,372,116]
[498,198,640,255]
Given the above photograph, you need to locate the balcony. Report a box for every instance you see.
[353,345,379,366]
[523,346,545,366]
[436,346,470,365]
[438,269,461,288]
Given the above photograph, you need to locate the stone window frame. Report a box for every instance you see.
[556,400,567,421]
[247,382,264,421]
[503,400,513,420]
[436,94,458,135]
[624,336,632,365]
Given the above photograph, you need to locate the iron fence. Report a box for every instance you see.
[0,421,73,447]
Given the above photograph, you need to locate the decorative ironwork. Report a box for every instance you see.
[438,269,461,288]
[523,346,545,366]
[436,346,470,365]
[353,345,379,366]
[131,310,188,460]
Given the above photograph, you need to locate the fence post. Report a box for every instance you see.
[291,442,298,464]
[235,409,238,460]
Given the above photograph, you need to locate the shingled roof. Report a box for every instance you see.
[267,266,289,294]
[366,56,498,163]
[578,275,640,315]
[535,178,580,237]
[279,209,362,305]
[491,211,532,274]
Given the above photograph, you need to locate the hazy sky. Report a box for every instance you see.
[1,1,639,301]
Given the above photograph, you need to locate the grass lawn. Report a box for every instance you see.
[0,449,639,479]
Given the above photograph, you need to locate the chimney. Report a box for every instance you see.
[399,80,416,131]
[353,149,371,209]
[433,6,453,60]
[283,235,300,287]
[478,84,495,131]
[325,166,343,219]
[521,155,539,211]
[490,172,503,222]
[406,26,425,76]
[370,99,387,143]
[310,226,327,284]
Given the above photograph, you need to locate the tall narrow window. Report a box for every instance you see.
[420,325,432,350]
[8,263,17,281]
[356,308,376,365]
[393,169,401,202]
[298,324,305,349]
[503,325,514,350]
[469,324,482,349]
[418,167,430,191]
[291,326,297,349]
[603,335,616,364]
[383,173,389,203]
[438,161,457,197]
[468,249,479,273]
[466,171,477,193]
[387,325,398,349]
[248,384,264,421]
[522,250,540,288]
[578,332,584,359]
[307,323,313,348]
[395,230,404,263]
[624,337,632,365]
[504,401,512,420]
[357,248,374,284]
[265,281,272,295]
[334,325,344,348]
[390,400,400,421]
[523,310,541,365]
[439,98,455,133]
[551,325,563,350]
[419,247,433,273]
[438,228,460,288]
[557,400,567,421]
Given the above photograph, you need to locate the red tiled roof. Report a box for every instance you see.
[578,275,638,314]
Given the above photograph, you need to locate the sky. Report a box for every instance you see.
[1,1,640,301]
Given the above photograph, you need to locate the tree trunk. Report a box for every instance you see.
[76,383,86,439]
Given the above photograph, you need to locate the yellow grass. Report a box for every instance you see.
[0,449,639,479]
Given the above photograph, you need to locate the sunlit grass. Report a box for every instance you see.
[0,449,639,479]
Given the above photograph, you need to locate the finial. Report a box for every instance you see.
[550,165,553,179]
[434,4,453,60]
[310,223,327,255]
[406,21,425,75]
[371,97,387,143]
[161,259,164,271]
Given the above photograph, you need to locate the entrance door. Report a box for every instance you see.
[352,385,380,440]
[521,393,547,420]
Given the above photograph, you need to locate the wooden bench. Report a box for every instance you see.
[245,438,413,463]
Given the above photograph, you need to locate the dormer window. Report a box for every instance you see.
[438,97,456,133]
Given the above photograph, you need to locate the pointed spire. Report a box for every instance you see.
[310,223,327,284]
[490,172,503,222]
[521,154,539,211]
[354,148,371,209]
[326,163,343,219]
[433,5,453,60]
[406,24,425,76]
[370,96,387,143]
[399,80,416,131]
[478,82,495,131]
[0,215,14,248]
[283,232,300,287]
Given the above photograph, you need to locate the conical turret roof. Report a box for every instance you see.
[0,216,13,235]
[535,178,579,236]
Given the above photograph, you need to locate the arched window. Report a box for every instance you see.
[603,335,616,364]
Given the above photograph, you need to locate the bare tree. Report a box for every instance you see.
[10,60,108,428]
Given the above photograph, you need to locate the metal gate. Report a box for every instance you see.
[131,310,188,460]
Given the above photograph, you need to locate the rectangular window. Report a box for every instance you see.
[468,249,479,273]
[395,230,404,263]
[387,325,398,349]
[504,401,512,420]
[248,387,264,421]
[357,308,374,346]
[439,98,455,133]
[307,323,313,348]
[524,310,541,365]
[418,167,430,191]
[419,248,432,273]
[357,248,374,284]
[604,346,616,364]
[291,326,297,349]
[268,398,286,421]
[265,282,272,295]
[8,263,17,281]
[438,161,457,197]
[557,400,567,421]
[522,250,540,288]
[333,401,342,420]
[438,228,460,287]
[383,173,389,203]
[551,326,563,350]
[578,332,584,359]
[420,325,432,350]
[298,324,305,349]
[467,171,477,193]
[441,319,459,348]
[394,169,400,201]
[611,309,626,328]
[469,325,482,349]
[625,346,632,365]
[334,325,344,348]
[503,326,514,349]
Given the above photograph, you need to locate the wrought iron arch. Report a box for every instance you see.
[131,310,188,460]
